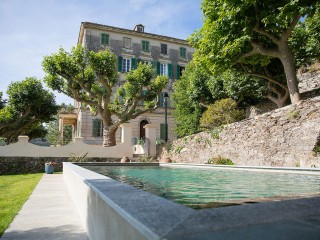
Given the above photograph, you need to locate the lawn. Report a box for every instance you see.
[0,173,43,236]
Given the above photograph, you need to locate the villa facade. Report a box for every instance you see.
[60,22,194,146]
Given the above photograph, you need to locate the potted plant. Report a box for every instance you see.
[45,161,56,174]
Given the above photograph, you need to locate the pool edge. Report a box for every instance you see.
[63,162,320,240]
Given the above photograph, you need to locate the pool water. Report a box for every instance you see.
[84,166,320,208]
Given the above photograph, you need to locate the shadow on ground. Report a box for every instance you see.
[1,225,88,240]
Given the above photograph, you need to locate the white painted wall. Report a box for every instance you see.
[0,124,134,158]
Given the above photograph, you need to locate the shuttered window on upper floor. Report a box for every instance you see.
[179,47,187,58]
[161,44,167,55]
[101,33,109,45]
[142,40,150,52]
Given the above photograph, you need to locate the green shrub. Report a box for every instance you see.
[207,156,234,165]
[175,145,184,154]
[200,98,244,129]
[287,110,300,120]
[208,126,223,139]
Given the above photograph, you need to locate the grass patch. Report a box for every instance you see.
[0,173,43,236]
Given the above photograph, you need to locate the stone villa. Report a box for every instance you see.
[59,22,195,146]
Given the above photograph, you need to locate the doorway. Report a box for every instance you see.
[139,119,149,139]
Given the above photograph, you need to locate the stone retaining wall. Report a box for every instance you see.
[159,96,320,168]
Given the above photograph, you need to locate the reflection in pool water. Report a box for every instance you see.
[84,166,320,209]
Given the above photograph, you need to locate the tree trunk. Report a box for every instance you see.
[279,45,301,104]
[103,127,116,147]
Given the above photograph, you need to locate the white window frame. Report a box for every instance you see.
[122,58,131,72]
[160,63,168,76]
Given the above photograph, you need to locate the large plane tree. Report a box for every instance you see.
[190,0,319,104]
[43,46,168,147]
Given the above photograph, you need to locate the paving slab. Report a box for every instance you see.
[1,174,88,240]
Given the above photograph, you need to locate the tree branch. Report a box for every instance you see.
[281,14,301,41]
[248,72,288,90]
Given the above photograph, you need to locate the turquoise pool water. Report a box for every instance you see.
[84,166,320,208]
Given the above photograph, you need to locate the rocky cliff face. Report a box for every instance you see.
[160,96,320,168]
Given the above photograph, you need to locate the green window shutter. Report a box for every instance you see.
[92,119,99,137]
[160,123,167,140]
[101,33,109,45]
[168,64,172,78]
[176,65,181,79]
[180,47,186,58]
[118,56,123,72]
[131,58,137,70]
[142,40,149,52]
[157,62,160,75]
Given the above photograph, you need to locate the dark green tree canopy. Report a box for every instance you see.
[0,77,59,143]
[43,46,168,146]
[190,0,319,104]
[172,61,264,137]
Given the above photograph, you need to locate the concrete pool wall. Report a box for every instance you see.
[63,162,320,240]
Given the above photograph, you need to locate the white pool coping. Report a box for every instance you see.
[64,162,320,240]
[160,163,320,175]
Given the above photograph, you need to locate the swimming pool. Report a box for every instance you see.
[84,165,320,208]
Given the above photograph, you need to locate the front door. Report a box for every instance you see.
[139,120,149,139]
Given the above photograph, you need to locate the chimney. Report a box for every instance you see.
[134,24,145,33]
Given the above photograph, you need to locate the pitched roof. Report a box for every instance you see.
[78,22,190,46]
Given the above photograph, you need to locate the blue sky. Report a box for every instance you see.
[0,0,203,105]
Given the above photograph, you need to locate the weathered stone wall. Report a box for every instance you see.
[159,96,320,168]
[246,71,320,118]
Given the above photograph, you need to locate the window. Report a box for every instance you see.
[160,63,167,76]
[179,47,187,58]
[92,119,103,137]
[142,40,150,52]
[156,62,172,78]
[159,92,169,107]
[118,56,137,72]
[176,65,185,79]
[122,58,131,72]
[123,37,131,49]
[161,44,167,55]
[101,33,109,45]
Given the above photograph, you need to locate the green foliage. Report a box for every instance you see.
[190,0,319,104]
[207,156,234,165]
[313,146,320,154]
[200,98,245,129]
[173,61,265,137]
[172,62,204,137]
[0,78,59,143]
[290,3,320,67]
[175,145,184,154]
[68,152,88,162]
[43,46,168,146]
[0,173,43,236]
[287,110,300,120]
[0,92,6,110]
[208,127,223,140]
